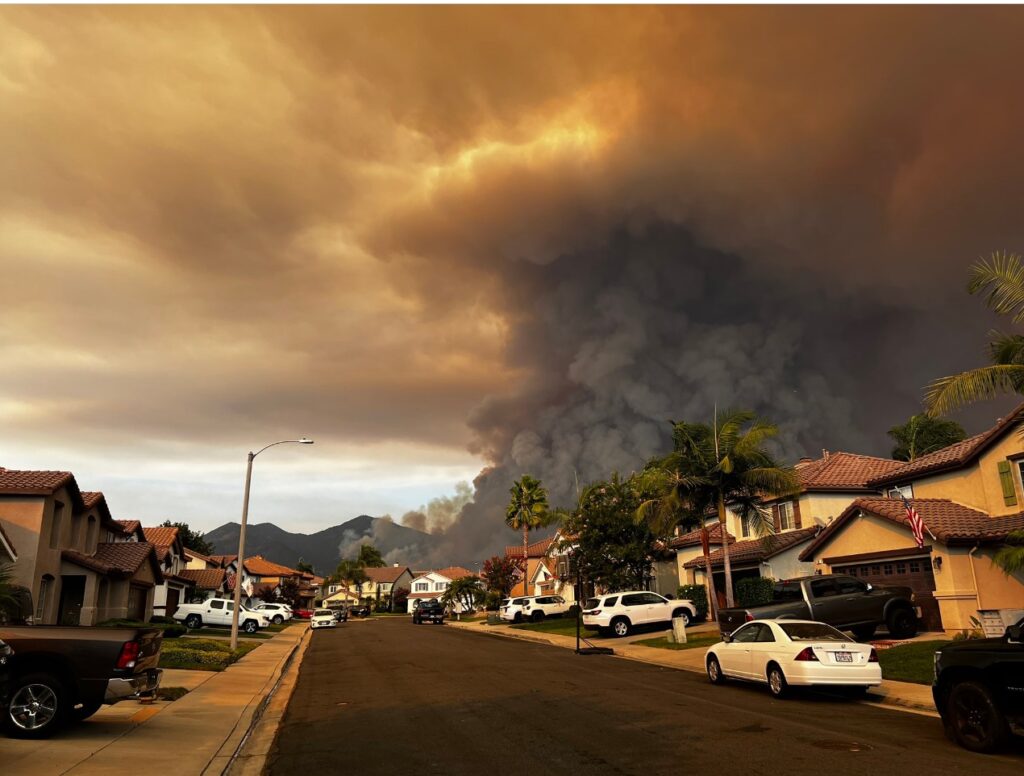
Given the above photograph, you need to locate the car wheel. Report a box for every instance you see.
[513,612,522,624]
[945,681,1008,753]
[611,617,631,638]
[2,672,68,739]
[851,625,876,642]
[707,655,726,685]
[886,607,918,639]
[672,608,691,627]
[272,615,284,625]
[243,619,258,634]
[531,611,544,623]
[71,700,103,722]
[766,663,789,699]
[185,614,202,630]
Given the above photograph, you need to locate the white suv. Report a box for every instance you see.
[522,595,570,622]
[500,596,536,623]
[255,603,293,624]
[582,591,697,637]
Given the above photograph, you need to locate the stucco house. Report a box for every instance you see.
[142,526,195,619]
[179,548,228,601]
[406,567,476,612]
[799,405,1024,634]
[505,537,555,597]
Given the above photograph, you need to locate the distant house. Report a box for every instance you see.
[179,548,227,601]
[406,567,476,613]
[323,565,413,611]
[504,537,555,597]
[142,526,195,619]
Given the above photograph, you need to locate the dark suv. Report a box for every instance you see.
[933,617,1024,752]
[412,600,445,625]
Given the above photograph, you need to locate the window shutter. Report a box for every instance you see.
[772,505,781,532]
[998,460,1017,506]
[792,499,802,529]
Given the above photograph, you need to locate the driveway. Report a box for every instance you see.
[268,617,1022,775]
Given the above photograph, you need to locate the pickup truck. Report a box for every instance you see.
[0,625,162,739]
[172,597,270,633]
[717,574,918,640]
[933,617,1024,753]
[412,600,445,625]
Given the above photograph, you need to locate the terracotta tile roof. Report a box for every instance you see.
[504,537,554,558]
[868,404,1024,487]
[0,522,17,559]
[432,566,476,581]
[62,542,164,582]
[0,468,74,495]
[80,491,105,508]
[179,568,226,590]
[209,554,237,568]
[143,526,179,548]
[799,497,1024,561]
[794,451,905,491]
[668,522,735,549]
[184,548,215,564]
[684,527,820,569]
[117,520,141,535]
[363,566,410,584]
[244,556,301,577]
[407,591,442,599]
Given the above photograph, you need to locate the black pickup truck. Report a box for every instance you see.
[718,574,919,640]
[0,619,162,739]
[933,618,1024,753]
[412,600,445,625]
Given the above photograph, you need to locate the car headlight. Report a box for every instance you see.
[933,650,942,680]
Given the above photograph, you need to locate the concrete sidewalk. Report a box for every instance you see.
[446,619,937,714]
[5,622,310,776]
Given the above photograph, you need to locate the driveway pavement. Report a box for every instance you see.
[268,617,1022,776]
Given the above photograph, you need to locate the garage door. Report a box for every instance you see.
[833,556,943,632]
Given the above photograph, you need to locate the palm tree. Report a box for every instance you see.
[926,252,1024,416]
[637,410,798,608]
[994,531,1024,576]
[505,475,550,597]
[0,563,20,623]
[332,559,368,603]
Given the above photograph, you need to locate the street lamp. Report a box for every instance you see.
[230,438,314,649]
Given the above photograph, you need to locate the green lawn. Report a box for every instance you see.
[633,634,721,651]
[159,638,260,671]
[877,640,950,685]
[511,617,592,638]
[186,626,273,640]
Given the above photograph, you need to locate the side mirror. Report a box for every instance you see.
[722,633,733,643]
[865,583,873,592]
[1007,624,1022,643]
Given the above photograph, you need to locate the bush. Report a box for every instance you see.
[735,577,775,608]
[677,585,709,621]
[566,604,581,618]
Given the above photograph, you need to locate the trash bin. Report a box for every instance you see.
[671,616,688,644]
[487,612,501,625]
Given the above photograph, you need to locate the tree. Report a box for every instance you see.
[441,576,484,614]
[332,559,368,597]
[256,584,279,603]
[0,563,25,625]
[637,410,798,608]
[393,587,409,612]
[888,414,967,461]
[994,530,1024,576]
[480,555,520,598]
[295,558,315,574]
[505,475,551,595]
[161,520,213,556]
[277,578,302,609]
[358,544,386,568]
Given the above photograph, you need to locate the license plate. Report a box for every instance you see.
[835,651,853,663]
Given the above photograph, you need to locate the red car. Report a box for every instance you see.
[292,609,313,620]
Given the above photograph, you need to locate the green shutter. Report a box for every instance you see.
[998,460,1017,506]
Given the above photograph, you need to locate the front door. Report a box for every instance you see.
[165,587,180,619]
[58,575,86,626]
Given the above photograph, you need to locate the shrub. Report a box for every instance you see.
[677,585,709,621]
[566,604,581,618]
[735,577,775,608]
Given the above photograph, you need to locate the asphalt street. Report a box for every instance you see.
[268,617,1022,775]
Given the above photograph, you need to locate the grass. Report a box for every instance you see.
[633,634,721,651]
[511,617,587,638]
[159,638,260,671]
[877,640,950,685]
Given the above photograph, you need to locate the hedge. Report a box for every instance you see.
[735,577,776,608]
[677,585,709,621]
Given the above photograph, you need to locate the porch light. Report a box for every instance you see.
[932,555,943,571]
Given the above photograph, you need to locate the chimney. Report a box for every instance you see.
[822,449,830,460]
[393,563,399,568]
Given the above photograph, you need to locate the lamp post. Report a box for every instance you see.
[230,438,314,649]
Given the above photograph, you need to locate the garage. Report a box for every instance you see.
[828,548,943,632]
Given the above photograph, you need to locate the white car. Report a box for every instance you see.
[310,609,337,629]
[582,591,697,637]
[173,598,270,634]
[705,619,882,698]
[521,595,570,622]
[500,596,537,623]
[255,603,293,624]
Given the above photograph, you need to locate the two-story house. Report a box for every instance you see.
[681,451,905,608]
[799,406,1024,633]
[180,548,228,602]
[0,468,163,624]
[142,526,195,619]
[406,567,476,612]
[505,537,555,597]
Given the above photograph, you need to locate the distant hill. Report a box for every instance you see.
[203,515,440,576]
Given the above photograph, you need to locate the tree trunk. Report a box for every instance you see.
[704,552,718,622]
[718,492,734,608]
[522,523,529,596]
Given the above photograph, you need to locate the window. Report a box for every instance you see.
[602,596,619,607]
[909,560,921,573]
[731,623,761,643]
[810,578,839,598]
[435,582,449,591]
[773,581,803,602]
[755,624,776,643]
[896,562,907,575]
[36,576,53,621]
[887,485,913,500]
[836,577,867,595]
[740,514,752,538]
[49,501,65,549]
[415,582,428,591]
[211,600,224,610]
[86,516,98,551]
[621,594,647,606]
[777,501,794,531]
[883,564,894,575]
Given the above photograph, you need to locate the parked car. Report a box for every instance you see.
[717,575,919,640]
[500,596,536,623]
[705,619,881,699]
[254,603,293,624]
[292,608,313,620]
[310,610,337,630]
[522,595,570,622]
[0,624,163,739]
[172,598,270,633]
[329,606,348,623]
[348,604,371,618]
[933,616,1024,753]
[582,591,698,637]
[412,600,445,625]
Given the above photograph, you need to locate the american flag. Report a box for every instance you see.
[900,495,926,549]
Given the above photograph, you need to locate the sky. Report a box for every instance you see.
[3,6,1024,564]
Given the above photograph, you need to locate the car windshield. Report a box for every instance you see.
[779,622,849,641]
[314,610,332,616]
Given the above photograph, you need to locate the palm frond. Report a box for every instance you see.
[739,466,800,497]
[968,251,1024,322]
[925,364,1024,417]
[993,530,1024,576]
[987,330,1024,365]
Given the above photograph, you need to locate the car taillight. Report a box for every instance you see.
[794,647,819,662]
[868,648,879,663]
[116,640,141,669]
[587,610,600,616]
[744,612,754,622]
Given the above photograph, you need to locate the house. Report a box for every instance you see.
[799,405,1024,633]
[224,555,304,607]
[406,567,476,612]
[0,468,163,624]
[680,451,905,607]
[142,526,195,619]
[360,566,412,610]
[505,537,555,597]
[178,548,227,601]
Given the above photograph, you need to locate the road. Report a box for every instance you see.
[268,617,1022,775]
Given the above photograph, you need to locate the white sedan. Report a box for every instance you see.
[705,619,881,698]
[310,609,337,629]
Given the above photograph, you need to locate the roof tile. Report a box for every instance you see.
[684,527,820,569]
[179,568,226,590]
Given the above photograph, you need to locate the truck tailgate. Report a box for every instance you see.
[132,628,163,673]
